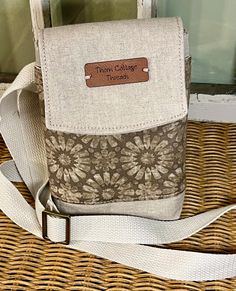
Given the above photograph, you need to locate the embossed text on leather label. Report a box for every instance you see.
[85,57,149,87]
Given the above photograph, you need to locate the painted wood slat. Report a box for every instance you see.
[137,0,157,19]
[189,94,236,123]
[29,0,45,65]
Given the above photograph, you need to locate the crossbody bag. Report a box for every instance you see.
[0,0,235,282]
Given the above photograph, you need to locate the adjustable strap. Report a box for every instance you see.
[0,63,47,197]
[0,160,236,281]
[0,64,236,281]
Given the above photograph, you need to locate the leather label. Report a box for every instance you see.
[85,57,149,87]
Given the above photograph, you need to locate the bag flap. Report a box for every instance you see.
[39,17,187,135]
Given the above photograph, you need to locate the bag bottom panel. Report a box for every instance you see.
[53,190,185,220]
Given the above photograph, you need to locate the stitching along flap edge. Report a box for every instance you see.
[39,17,187,135]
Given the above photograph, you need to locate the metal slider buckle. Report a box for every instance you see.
[42,210,71,245]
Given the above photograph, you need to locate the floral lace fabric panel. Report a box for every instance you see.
[35,67,186,205]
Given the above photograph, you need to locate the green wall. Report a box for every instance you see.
[158,0,236,84]
[53,0,136,25]
[0,0,235,84]
[0,0,35,74]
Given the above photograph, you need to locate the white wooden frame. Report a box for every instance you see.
[189,93,236,123]
[29,0,45,65]
[137,0,158,19]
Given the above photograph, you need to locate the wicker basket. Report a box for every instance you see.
[0,121,236,290]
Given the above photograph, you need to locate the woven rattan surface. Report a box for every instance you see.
[0,121,236,290]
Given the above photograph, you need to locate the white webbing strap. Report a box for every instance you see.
[0,64,236,281]
[0,63,47,197]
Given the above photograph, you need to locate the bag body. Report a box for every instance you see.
[35,17,190,220]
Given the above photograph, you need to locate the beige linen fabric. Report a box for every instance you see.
[53,190,185,220]
[38,17,187,135]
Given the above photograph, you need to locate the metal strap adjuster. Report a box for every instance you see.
[42,210,71,245]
